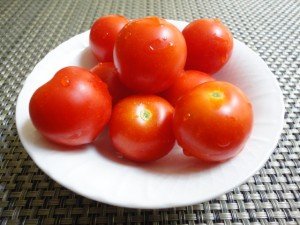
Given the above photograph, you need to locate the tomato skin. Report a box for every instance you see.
[29,66,112,146]
[109,95,175,162]
[183,18,233,74]
[161,70,214,106]
[91,62,132,104]
[114,16,187,94]
[89,15,128,62]
[173,81,253,162]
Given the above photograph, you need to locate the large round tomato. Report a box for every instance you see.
[91,62,132,104]
[89,15,128,62]
[173,81,253,162]
[29,66,112,146]
[182,18,233,74]
[114,16,187,94]
[109,95,175,162]
[161,70,214,106]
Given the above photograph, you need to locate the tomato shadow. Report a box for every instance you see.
[21,119,88,152]
[93,128,138,167]
[94,128,220,175]
[78,47,98,70]
[141,149,219,175]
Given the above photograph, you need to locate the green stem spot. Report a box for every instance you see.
[210,91,224,99]
[140,109,152,121]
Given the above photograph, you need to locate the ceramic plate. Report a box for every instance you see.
[16,20,284,209]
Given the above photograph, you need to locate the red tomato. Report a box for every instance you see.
[109,95,175,162]
[161,70,214,106]
[183,18,233,74]
[91,62,132,104]
[89,15,128,62]
[29,66,112,146]
[114,16,187,94]
[173,81,253,162]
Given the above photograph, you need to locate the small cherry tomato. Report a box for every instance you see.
[89,15,129,62]
[91,62,132,104]
[173,81,253,162]
[183,18,233,74]
[29,66,112,146]
[161,70,214,106]
[114,16,187,94]
[109,95,175,162]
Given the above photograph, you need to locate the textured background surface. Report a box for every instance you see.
[0,0,300,224]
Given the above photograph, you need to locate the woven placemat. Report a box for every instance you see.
[1,0,299,224]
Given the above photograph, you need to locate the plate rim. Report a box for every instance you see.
[15,20,285,209]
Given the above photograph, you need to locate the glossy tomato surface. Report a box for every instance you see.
[183,18,233,74]
[173,81,253,162]
[161,70,214,106]
[29,66,112,146]
[109,95,175,162]
[90,15,128,62]
[114,16,187,94]
[91,62,132,104]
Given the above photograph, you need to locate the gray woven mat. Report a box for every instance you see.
[1,0,299,224]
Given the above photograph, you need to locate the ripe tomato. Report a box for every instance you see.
[109,95,175,162]
[182,18,233,74]
[89,15,128,62]
[91,62,132,104]
[114,16,187,94]
[29,66,112,146]
[173,81,253,162]
[161,70,214,106]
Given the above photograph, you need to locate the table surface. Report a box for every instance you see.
[0,0,299,224]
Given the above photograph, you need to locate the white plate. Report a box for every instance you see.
[16,20,285,209]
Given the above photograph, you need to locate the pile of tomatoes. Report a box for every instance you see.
[29,15,253,163]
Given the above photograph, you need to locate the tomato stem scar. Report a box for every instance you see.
[210,90,224,99]
[140,109,152,121]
